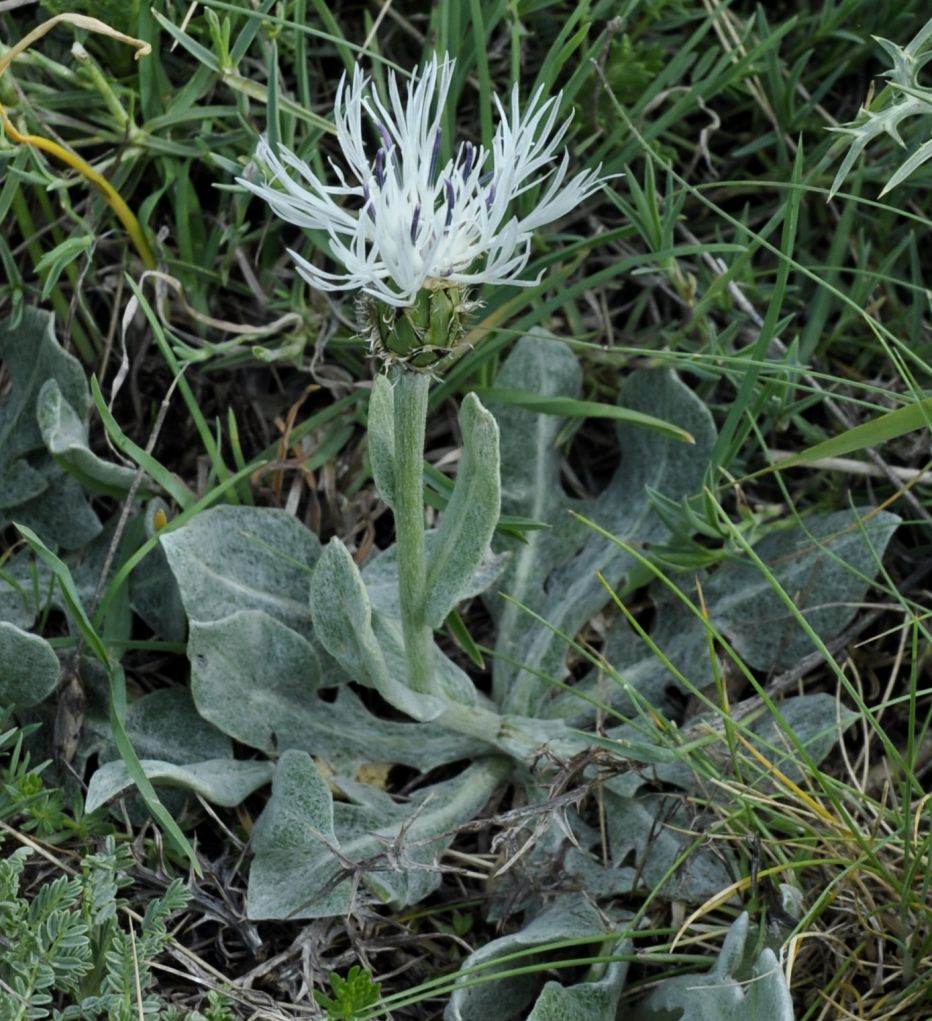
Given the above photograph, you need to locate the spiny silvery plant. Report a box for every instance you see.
[238,53,605,752]
[829,14,932,198]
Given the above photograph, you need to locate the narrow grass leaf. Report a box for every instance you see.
[108,665,201,873]
[229,0,277,64]
[90,377,195,508]
[11,526,199,870]
[446,607,485,669]
[763,396,932,474]
[13,523,109,665]
[712,141,804,466]
[472,388,695,444]
[266,38,280,153]
[35,235,93,301]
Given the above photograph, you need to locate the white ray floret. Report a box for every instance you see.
[238,54,604,308]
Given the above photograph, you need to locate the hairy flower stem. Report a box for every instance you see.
[393,370,436,696]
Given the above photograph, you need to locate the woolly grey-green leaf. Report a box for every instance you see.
[359,755,510,906]
[425,393,501,629]
[0,309,88,481]
[488,333,716,718]
[361,535,504,710]
[0,548,53,629]
[188,609,322,754]
[446,897,626,1021]
[85,758,274,812]
[0,310,105,549]
[368,373,396,507]
[526,961,629,1021]
[161,504,320,636]
[0,622,59,707]
[363,534,509,616]
[0,459,47,509]
[5,460,102,550]
[185,603,482,768]
[503,758,731,910]
[74,659,236,841]
[371,608,478,709]
[544,584,709,725]
[311,539,449,721]
[123,687,232,763]
[704,507,900,672]
[745,693,859,784]
[248,753,509,920]
[310,538,386,685]
[179,598,484,772]
[601,772,734,902]
[632,912,794,1020]
[37,379,138,496]
[246,749,347,919]
[551,503,897,729]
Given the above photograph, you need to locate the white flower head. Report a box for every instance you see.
[238,54,604,310]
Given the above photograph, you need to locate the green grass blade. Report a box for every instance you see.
[90,376,196,510]
[108,664,201,874]
[12,525,200,871]
[229,0,277,64]
[14,524,110,666]
[712,141,805,466]
[473,388,695,443]
[763,396,932,473]
[123,275,236,499]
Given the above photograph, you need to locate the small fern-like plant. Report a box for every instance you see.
[313,965,383,1021]
[0,725,109,843]
[0,836,195,1020]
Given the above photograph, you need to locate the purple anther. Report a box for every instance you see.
[362,183,376,222]
[410,204,421,243]
[374,149,386,188]
[460,141,475,179]
[444,178,455,227]
[428,128,442,185]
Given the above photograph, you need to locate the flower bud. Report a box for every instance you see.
[365,283,475,371]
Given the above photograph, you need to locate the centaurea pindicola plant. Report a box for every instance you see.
[224,58,809,1013]
[239,54,604,727]
[2,18,908,1016]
